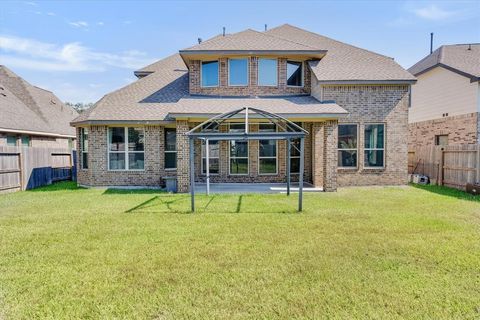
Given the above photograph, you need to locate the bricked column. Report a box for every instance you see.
[312,123,324,188]
[176,120,190,193]
[323,120,338,192]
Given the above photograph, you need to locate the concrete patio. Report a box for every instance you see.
[194,182,323,194]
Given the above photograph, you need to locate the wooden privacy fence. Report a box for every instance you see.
[408,144,480,190]
[0,146,76,193]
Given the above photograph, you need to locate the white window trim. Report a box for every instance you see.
[364,123,386,169]
[286,60,304,88]
[201,140,220,175]
[338,123,359,169]
[229,123,249,175]
[107,127,145,171]
[164,128,177,171]
[257,58,278,87]
[80,128,88,170]
[200,60,220,88]
[258,123,278,175]
[228,58,249,87]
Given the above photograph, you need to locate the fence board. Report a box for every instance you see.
[0,146,76,193]
[409,144,480,190]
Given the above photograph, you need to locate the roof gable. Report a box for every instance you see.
[408,44,480,81]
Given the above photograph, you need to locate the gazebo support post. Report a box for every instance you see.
[299,137,305,212]
[206,139,210,196]
[189,137,195,212]
[286,139,291,196]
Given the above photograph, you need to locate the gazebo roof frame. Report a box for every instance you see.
[186,107,309,212]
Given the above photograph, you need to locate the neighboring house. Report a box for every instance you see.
[71,24,415,192]
[408,44,480,147]
[0,66,78,148]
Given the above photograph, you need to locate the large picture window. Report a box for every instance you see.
[364,124,385,168]
[228,58,248,86]
[287,61,303,87]
[201,61,219,87]
[338,124,358,168]
[80,128,88,169]
[164,128,177,169]
[108,127,145,170]
[229,123,248,175]
[258,58,277,86]
[258,123,277,174]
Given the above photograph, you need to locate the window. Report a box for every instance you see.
[80,128,88,169]
[201,124,220,174]
[68,138,73,150]
[288,122,302,174]
[338,124,358,168]
[164,128,177,169]
[287,61,303,87]
[201,61,219,87]
[435,135,448,146]
[229,123,248,174]
[21,135,30,147]
[258,58,277,86]
[229,58,248,86]
[6,135,16,146]
[364,124,385,168]
[258,123,277,174]
[108,127,145,170]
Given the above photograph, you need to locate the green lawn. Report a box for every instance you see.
[0,182,479,319]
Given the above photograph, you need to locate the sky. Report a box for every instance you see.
[1,0,479,103]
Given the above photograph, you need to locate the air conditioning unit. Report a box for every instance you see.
[466,183,480,196]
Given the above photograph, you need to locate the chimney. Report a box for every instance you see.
[198,38,202,44]
[264,24,267,31]
[430,32,434,54]
[223,27,226,36]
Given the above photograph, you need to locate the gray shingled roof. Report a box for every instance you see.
[181,29,319,52]
[74,24,418,125]
[0,65,78,136]
[408,44,480,81]
[266,24,415,82]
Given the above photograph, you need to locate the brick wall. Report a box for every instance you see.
[408,112,479,148]
[316,84,410,187]
[188,57,311,96]
[77,125,165,187]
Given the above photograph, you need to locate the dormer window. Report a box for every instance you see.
[201,61,219,87]
[258,58,278,86]
[287,61,303,87]
[228,58,248,86]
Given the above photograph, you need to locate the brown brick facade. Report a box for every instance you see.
[408,112,479,148]
[188,57,311,96]
[318,85,410,187]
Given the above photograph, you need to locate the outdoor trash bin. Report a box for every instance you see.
[163,176,177,193]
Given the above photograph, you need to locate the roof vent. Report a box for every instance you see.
[50,99,56,105]
[264,24,267,31]
[0,93,6,97]
[468,44,472,50]
[197,37,202,44]
[222,27,225,37]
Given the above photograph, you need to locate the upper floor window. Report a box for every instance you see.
[287,61,303,87]
[229,58,248,86]
[201,61,219,87]
[258,58,277,86]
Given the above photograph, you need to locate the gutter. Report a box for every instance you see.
[315,79,417,85]
[70,120,176,126]
[0,127,76,139]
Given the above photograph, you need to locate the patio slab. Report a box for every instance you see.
[194,183,323,194]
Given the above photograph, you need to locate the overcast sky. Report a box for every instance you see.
[1,0,479,103]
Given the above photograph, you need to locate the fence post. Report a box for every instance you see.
[439,147,444,186]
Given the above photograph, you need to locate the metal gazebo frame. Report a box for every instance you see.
[186,107,308,212]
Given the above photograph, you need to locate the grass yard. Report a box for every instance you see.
[0,182,479,319]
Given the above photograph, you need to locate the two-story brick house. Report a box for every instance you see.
[71,24,415,192]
